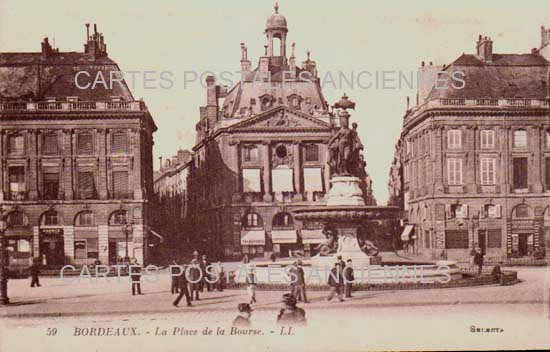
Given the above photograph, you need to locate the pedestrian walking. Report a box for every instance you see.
[469,245,477,272]
[188,259,201,301]
[327,262,344,302]
[232,303,253,327]
[474,247,484,276]
[242,254,249,264]
[491,261,504,285]
[199,254,212,292]
[130,260,142,295]
[173,264,192,307]
[277,293,307,326]
[246,266,257,304]
[294,260,308,303]
[29,260,41,287]
[336,255,346,269]
[215,261,225,292]
[344,259,354,298]
[170,259,180,294]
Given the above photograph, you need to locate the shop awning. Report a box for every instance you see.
[400,225,414,241]
[300,229,326,244]
[271,230,297,244]
[149,229,164,243]
[241,230,266,245]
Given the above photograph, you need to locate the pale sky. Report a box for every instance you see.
[1,0,550,204]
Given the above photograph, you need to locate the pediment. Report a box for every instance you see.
[229,107,331,131]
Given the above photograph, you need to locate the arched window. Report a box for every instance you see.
[512,204,532,219]
[109,210,128,225]
[242,212,262,228]
[273,212,293,227]
[41,210,60,226]
[7,210,28,228]
[75,210,95,226]
[513,129,527,148]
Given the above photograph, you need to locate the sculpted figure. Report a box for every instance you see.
[314,226,338,256]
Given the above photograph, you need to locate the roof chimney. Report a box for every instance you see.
[41,37,54,58]
[476,35,493,61]
[84,23,107,58]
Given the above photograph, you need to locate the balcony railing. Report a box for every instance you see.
[405,98,550,121]
[0,100,147,112]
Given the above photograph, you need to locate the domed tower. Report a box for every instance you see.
[265,2,288,63]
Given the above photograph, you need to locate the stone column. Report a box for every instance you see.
[97,128,108,199]
[293,141,302,200]
[0,131,4,201]
[531,125,543,192]
[228,139,241,202]
[132,129,143,200]
[28,130,38,200]
[63,226,75,264]
[321,143,331,192]
[432,126,444,194]
[98,225,109,264]
[262,141,272,202]
[62,129,74,200]
[33,226,40,259]
[132,224,144,264]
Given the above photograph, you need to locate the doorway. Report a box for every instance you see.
[478,230,487,255]
[39,234,65,266]
[108,241,117,264]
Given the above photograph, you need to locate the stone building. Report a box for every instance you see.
[389,29,550,261]
[151,150,194,261]
[188,4,375,260]
[0,25,157,268]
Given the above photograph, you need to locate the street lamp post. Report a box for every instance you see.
[123,220,133,260]
[0,208,9,305]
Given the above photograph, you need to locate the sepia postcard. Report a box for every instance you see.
[1,0,550,351]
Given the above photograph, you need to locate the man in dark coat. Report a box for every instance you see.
[474,247,484,276]
[30,260,41,287]
[344,259,355,298]
[199,255,211,292]
[277,293,307,326]
[130,260,142,295]
[327,262,344,302]
[294,260,308,303]
[170,259,180,294]
[173,264,192,307]
[232,303,253,327]
[188,259,201,301]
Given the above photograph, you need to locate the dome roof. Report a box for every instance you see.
[266,3,287,30]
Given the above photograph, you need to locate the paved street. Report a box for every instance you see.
[1,266,549,351]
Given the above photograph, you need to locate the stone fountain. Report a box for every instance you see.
[292,94,401,269]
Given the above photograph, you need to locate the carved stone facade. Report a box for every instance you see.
[187,6,375,260]
[0,26,157,267]
[389,31,550,261]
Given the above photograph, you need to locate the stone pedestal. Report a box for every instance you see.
[327,176,364,206]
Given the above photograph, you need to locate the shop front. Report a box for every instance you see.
[271,229,299,257]
[508,219,537,258]
[39,228,65,266]
[240,230,265,258]
[6,230,32,270]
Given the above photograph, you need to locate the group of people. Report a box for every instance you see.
[172,252,226,307]
[470,247,485,275]
[327,256,354,302]
[232,293,307,327]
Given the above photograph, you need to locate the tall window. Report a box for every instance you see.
[8,134,25,155]
[546,158,550,190]
[305,144,319,162]
[77,133,93,154]
[42,133,58,155]
[447,129,462,149]
[43,210,59,226]
[480,158,496,185]
[513,157,528,190]
[78,171,97,199]
[112,171,129,199]
[76,211,94,226]
[480,130,495,149]
[513,129,527,148]
[545,130,550,148]
[8,166,25,199]
[111,132,128,153]
[43,173,59,200]
[243,212,262,227]
[273,212,293,227]
[242,145,258,162]
[447,158,463,185]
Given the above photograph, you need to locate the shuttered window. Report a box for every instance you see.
[78,172,97,199]
[480,158,496,185]
[8,135,25,155]
[305,144,319,162]
[447,130,462,149]
[447,158,463,185]
[112,171,129,199]
[42,134,58,155]
[513,130,527,148]
[43,173,59,200]
[77,211,94,226]
[480,130,495,149]
[487,229,502,248]
[77,133,93,154]
[8,166,25,199]
[513,157,528,190]
[111,132,128,153]
[445,230,469,249]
